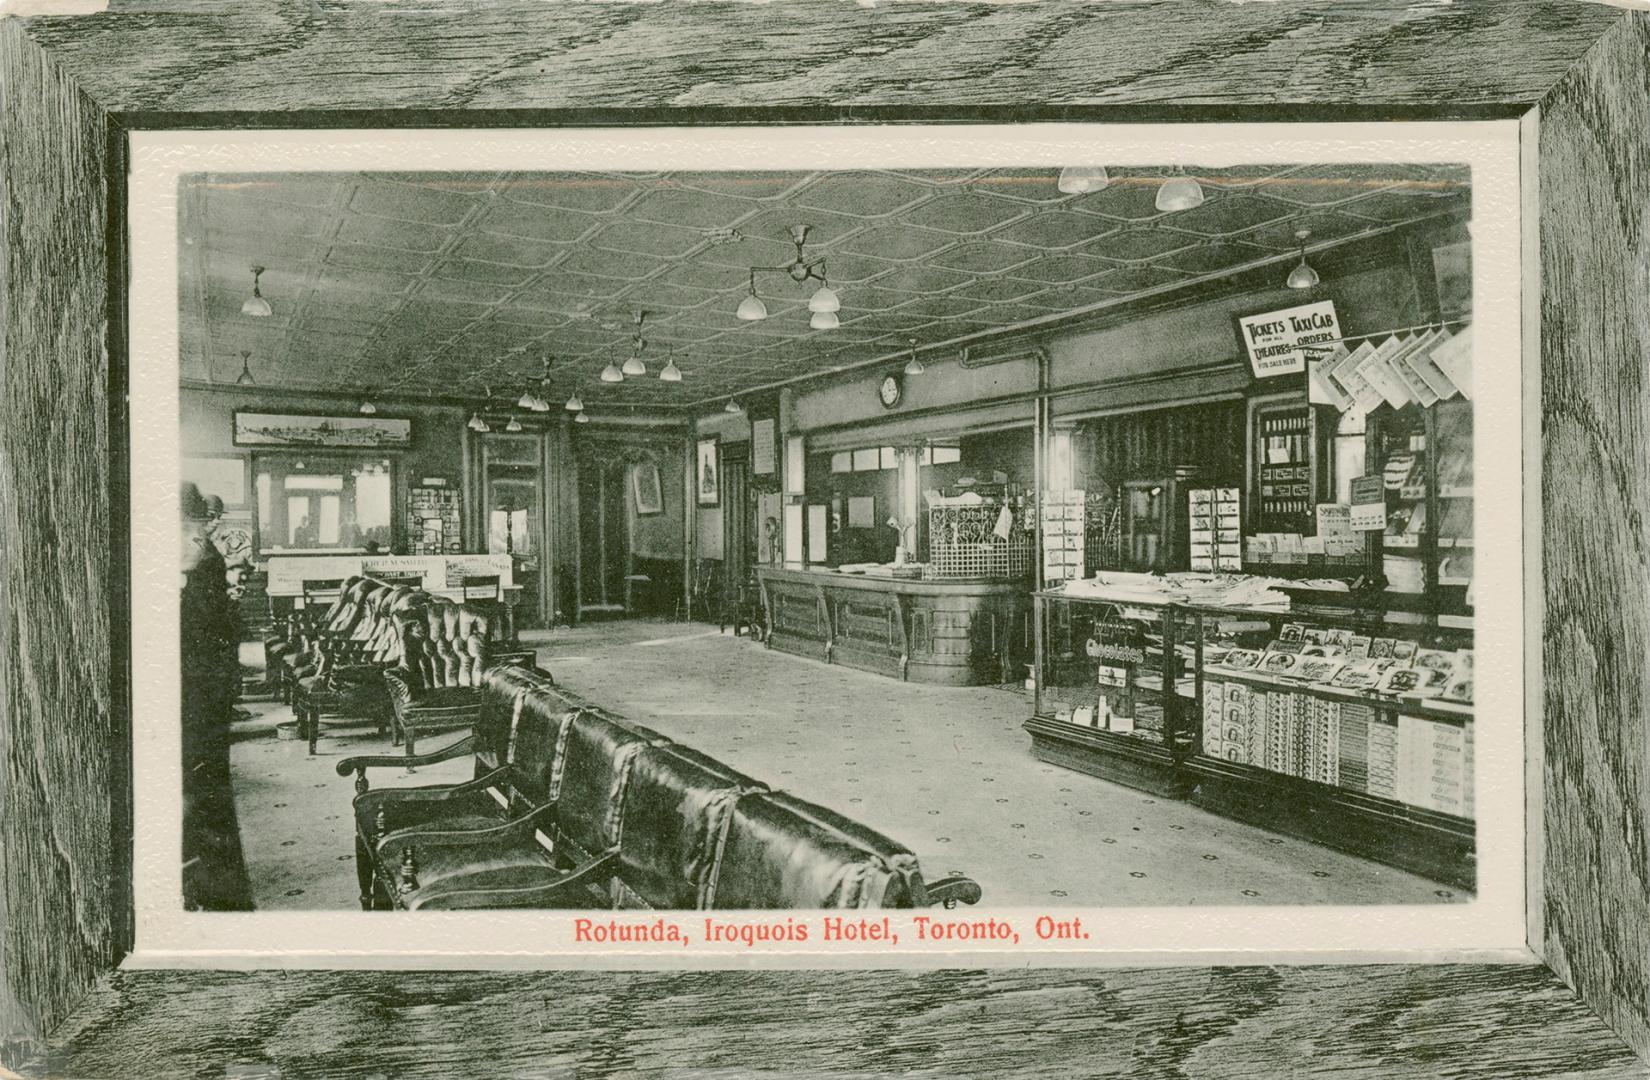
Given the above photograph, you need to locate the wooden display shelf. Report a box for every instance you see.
[1182,754,1476,893]
[1023,714,1192,799]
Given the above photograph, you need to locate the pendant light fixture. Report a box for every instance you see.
[600,359,624,382]
[574,410,590,424]
[504,415,523,433]
[736,280,769,322]
[1056,166,1110,195]
[234,350,255,386]
[621,311,649,376]
[1286,227,1320,290]
[527,355,555,412]
[358,396,377,415]
[903,337,925,376]
[659,349,683,383]
[736,224,840,326]
[468,386,493,432]
[564,390,584,412]
[1154,166,1205,213]
[724,398,741,414]
[241,266,273,317]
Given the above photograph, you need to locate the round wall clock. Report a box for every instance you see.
[878,372,903,409]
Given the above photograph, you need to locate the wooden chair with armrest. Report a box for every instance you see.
[368,707,662,910]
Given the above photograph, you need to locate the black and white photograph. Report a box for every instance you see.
[8,6,1650,1070]
[140,123,1525,938]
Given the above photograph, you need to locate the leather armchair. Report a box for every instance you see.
[384,600,498,761]
[263,575,371,697]
[294,584,428,754]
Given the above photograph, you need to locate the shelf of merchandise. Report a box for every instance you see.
[1026,590,1476,890]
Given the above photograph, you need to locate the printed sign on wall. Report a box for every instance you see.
[1237,300,1341,379]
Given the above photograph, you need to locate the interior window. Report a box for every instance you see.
[252,455,393,554]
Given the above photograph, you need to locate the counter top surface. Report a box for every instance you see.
[758,565,1028,593]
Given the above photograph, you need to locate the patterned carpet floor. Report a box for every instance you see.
[231,620,1467,910]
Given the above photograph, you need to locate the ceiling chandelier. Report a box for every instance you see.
[241,266,272,317]
[515,355,554,412]
[1286,227,1321,290]
[621,311,649,377]
[736,224,841,328]
[234,350,255,386]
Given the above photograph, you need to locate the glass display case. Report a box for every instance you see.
[1027,584,1476,889]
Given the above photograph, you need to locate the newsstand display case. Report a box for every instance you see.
[1027,585,1475,890]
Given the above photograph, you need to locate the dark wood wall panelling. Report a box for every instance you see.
[1084,400,1248,490]
[2,3,1649,1077]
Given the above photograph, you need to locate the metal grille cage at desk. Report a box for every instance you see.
[927,502,1035,580]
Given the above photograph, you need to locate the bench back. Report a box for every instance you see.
[706,792,907,910]
[612,746,759,910]
[552,709,654,859]
[759,792,926,907]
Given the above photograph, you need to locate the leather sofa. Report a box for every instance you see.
[340,665,982,912]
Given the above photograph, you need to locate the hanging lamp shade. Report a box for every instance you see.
[565,392,584,412]
[1056,166,1110,195]
[736,291,768,321]
[1155,171,1205,213]
[600,362,624,383]
[466,411,482,431]
[474,414,491,433]
[574,410,590,424]
[904,338,924,376]
[659,357,683,382]
[532,391,553,413]
[807,284,840,313]
[724,398,741,414]
[1287,258,1320,291]
[809,309,839,331]
[517,388,536,409]
[240,266,272,317]
[1286,228,1319,290]
[234,351,255,386]
[504,415,523,433]
[358,398,377,415]
[622,354,647,376]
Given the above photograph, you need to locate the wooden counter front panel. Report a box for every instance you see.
[759,571,1027,687]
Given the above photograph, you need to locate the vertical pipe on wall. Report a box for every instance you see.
[684,422,696,621]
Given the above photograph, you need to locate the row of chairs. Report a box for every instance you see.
[262,575,523,758]
[339,663,983,912]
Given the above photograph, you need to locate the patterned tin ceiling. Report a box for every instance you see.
[178,164,1469,411]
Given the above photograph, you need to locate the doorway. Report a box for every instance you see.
[478,433,548,627]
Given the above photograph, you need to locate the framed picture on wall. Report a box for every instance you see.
[695,437,719,507]
[232,410,412,449]
[632,462,664,516]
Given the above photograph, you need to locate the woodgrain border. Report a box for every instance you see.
[2,5,1646,1076]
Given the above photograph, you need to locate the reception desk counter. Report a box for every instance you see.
[756,567,1030,687]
